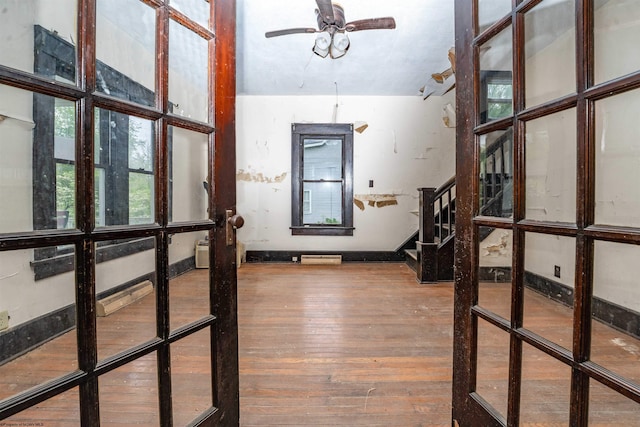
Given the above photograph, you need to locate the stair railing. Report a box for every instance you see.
[416,177,455,282]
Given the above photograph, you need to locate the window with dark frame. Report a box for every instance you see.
[291,123,354,236]
[480,70,513,124]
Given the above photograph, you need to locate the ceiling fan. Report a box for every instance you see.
[265,0,396,59]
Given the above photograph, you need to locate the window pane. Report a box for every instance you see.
[99,352,160,425]
[525,0,576,108]
[303,138,342,181]
[520,343,571,425]
[525,109,577,223]
[475,318,510,420]
[169,20,209,123]
[94,108,155,227]
[170,0,209,28]
[170,126,209,223]
[590,378,640,425]
[480,27,513,124]
[0,0,77,82]
[479,129,513,218]
[303,182,342,225]
[1,85,78,233]
[595,0,640,85]
[2,387,80,425]
[477,0,511,34]
[478,227,512,321]
[169,232,210,331]
[523,232,575,350]
[591,241,640,388]
[95,238,157,361]
[595,89,640,228]
[172,329,213,425]
[96,0,156,107]
[0,247,77,402]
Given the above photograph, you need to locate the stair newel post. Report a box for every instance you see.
[417,187,438,283]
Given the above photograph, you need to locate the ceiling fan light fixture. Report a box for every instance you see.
[330,31,349,59]
[313,31,331,57]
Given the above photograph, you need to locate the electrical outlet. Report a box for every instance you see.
[0,310,9,331]
[292,256,298,262]
[554,265,561,279]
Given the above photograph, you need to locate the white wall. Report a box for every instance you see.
[235,92,456,252]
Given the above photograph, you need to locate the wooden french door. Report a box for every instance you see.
[0,0,239,425]
[453,0,640,425]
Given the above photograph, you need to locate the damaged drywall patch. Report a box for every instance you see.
[481,231,510,256]
[237,169,287,183]
[354,194,399,210]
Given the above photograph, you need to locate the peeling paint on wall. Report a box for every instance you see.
[237,169,287,183]
[354,194,399,210]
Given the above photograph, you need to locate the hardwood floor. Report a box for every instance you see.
[1,263,639,426]
[238,263,453,426]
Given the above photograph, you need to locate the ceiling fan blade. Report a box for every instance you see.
[345,17,396,32]
[265,28,318,38]
[316,0,335,24]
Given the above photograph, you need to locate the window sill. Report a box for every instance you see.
[290,226,354,236]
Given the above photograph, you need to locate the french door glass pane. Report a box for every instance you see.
[95,238,157,361]
[0,0,77,81]
[520,343,571,425]
[525,109,577,223]
[480,27,512,124]
[170,126,209,223]
[0,85,77,233]
[478,227,512,321]
[523,232,575,350]
[595,89,640,228]
[475,318,509,420]
[94,108,155,227]
[477,0,512,34]
[2,386,80,425]
[0,246,78,402]
[479,129,513,218]
[169,231,210,332]
[99,352,160,425]
[169,20,209,123]
[595,0,640,85]
[170,0,210,28]
[591,240,640,388]
[96,0,156,107]
[589,378,640,425]
[171,328,213,425]
[303,182,342,225]
[303,138,343,181]
[524,0,576,108]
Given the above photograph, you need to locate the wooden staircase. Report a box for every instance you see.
[407,130,512,282]
[405,178,456,282]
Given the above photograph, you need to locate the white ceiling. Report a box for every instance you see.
[236,0,455,96]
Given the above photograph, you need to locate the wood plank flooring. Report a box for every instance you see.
[1,263,639,426]
[238,263,453,426]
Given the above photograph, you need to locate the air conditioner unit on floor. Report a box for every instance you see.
[195,240,209,269]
